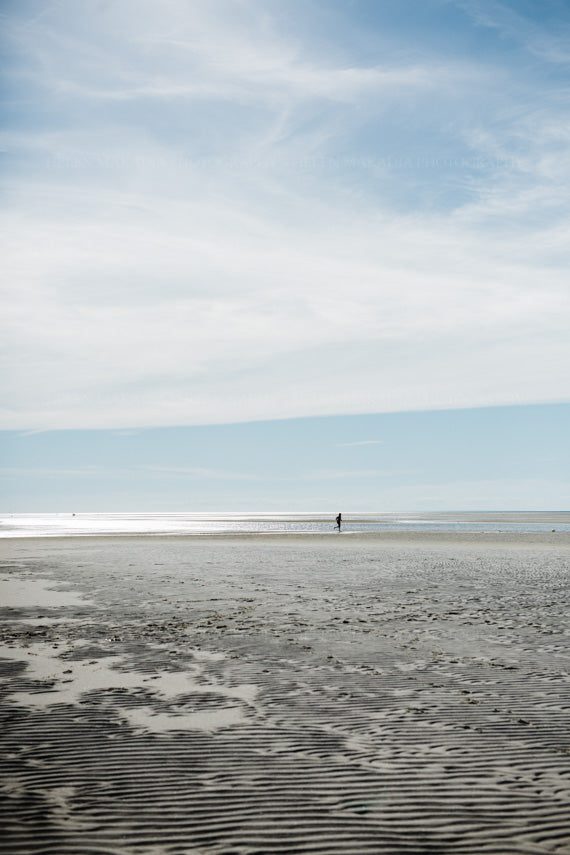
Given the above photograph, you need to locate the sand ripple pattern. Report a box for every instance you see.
[1,534,570,854]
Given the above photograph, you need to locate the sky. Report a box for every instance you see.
[1,0,569,510]
[2,405,569,512]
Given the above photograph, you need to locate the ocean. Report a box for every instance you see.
[1,510,569,537]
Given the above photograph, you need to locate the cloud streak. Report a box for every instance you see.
[337,440,384,447]
[1,0,569,429]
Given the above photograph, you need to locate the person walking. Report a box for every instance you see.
[335,512,342,532]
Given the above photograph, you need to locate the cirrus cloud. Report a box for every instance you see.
[1,0,569,430]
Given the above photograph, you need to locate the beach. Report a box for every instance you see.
[1,532,569,854]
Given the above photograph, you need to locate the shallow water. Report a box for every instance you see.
[2,510,570,537]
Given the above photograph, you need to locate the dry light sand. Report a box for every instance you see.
[1,532,569,854]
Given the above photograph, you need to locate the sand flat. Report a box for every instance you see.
[1,533,569,854]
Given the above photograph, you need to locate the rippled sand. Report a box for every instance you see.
[1,532,569,854]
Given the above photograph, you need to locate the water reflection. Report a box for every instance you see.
[1,511,569,537]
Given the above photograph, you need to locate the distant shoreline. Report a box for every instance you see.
[3,510,569,540]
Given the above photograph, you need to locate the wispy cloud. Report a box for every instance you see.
[0,466,109,478]
[0,463,263,482]
[303,468,414,481]
[2,0,462,108]
[337,440,384,447]
[1,0,569,430]
[386,477,570,511]
[454,1,570,64]
[142,466,264,481]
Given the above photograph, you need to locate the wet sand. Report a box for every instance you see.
[1,532,569,854]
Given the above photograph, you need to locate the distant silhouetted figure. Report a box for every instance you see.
[335,513,342,532]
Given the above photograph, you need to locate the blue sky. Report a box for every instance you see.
[1,1,569,510]
[2,404,569,511]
